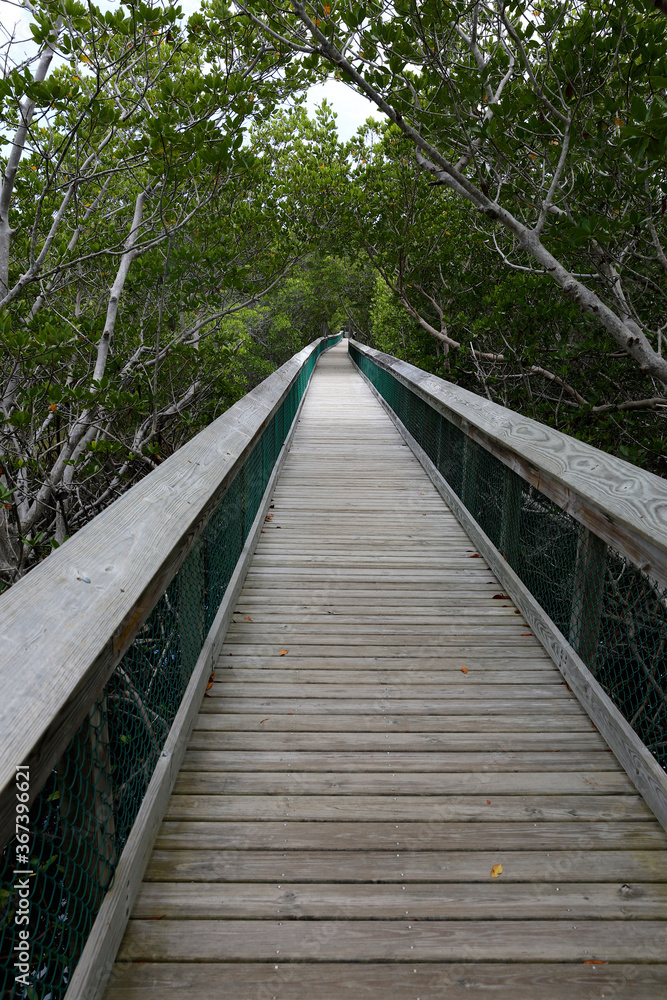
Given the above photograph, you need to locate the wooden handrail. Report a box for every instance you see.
[350,340,667,590]
[0,336,335,849]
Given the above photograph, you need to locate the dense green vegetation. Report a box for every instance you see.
[344,123,667,476]
[1,0,666,587]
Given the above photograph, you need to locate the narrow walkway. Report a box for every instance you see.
[106,343,667,998]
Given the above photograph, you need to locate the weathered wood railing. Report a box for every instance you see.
[0,334,341,1000]
[349,339,667,830]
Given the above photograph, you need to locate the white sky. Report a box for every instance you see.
[0,0,380,142]
[304,78,380,141]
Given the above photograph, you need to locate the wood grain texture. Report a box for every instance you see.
[192,700,589,718]
[152,819,667,850]
[187,732,614,752]
[105,962,667,1000]
[0,336,338,847]
[184,714,597,732]
[142,849,667,883]
[349,339,667,588]
[116,918,667,962]
[162,793,651,823]
[131,879,667,919]
[171,769,634,795]
[105,342,667,999]
[180,749,616,768]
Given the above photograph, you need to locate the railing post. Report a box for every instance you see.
[499,466,522,568]
[238,461,247,544]
[87,699,117,887]
[58,698,116,913]
[178,544,206,679]
[433,409,443,474]
[568,525,607,673]
[461,435,479,514]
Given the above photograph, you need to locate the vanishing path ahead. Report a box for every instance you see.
[106,342,667,998]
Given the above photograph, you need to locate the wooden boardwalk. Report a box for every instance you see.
[106,342,667,998]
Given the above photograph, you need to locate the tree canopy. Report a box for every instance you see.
[1,0,666,586]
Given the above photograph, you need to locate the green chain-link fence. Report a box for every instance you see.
[0,334,339,1000]
[350,342,667,772]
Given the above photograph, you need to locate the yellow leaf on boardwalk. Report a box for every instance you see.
[491,863,503,878]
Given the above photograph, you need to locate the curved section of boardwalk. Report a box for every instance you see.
[106,343,667,998]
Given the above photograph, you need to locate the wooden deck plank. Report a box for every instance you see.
[220,642,547,655]
[188,714,598,731]
[153,819,667,850]
[193,701,590,718]
[133,881,667,919]
[163,794,651,822]
[180,749,617,769]
[106,340,667,999]
[209,669,562,683]
[171,770,635,795]
[106,962,667,1000]
[206,683,574,699]
[187,733,609,753]
[142,849,667,883]
[210,653,560,667]
[116,918,667,962]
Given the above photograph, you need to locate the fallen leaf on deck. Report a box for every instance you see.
[490,863,503,878]
[460,666,468,674]
[206,672,215,691]
[259,718,269,724]
[244,616,253,621]
[583,961,608,965]
[279,649,289,656]
[492,594,509,599]
[521,633,533,636]
[486,799,491,805]
[469,554,480,558]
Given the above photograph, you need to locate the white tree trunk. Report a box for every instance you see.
[0,18,61,298]
[94,191,146,382]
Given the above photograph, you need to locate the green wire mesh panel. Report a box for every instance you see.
[350,343,667,770]
[0,335,338,1000]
